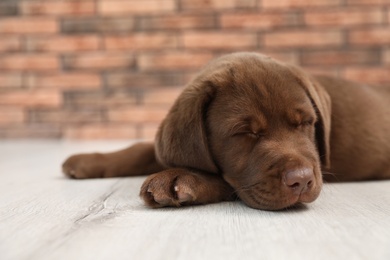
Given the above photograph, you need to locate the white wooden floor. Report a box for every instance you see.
[1,141,390,260]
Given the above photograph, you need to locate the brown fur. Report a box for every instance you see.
[62,52,390,210]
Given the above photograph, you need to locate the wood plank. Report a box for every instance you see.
[0,141,389,260]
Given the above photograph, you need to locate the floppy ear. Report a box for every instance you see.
[287,65,332,169]
[155,80,219,173]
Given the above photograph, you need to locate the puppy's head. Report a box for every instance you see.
[156,52,331,210]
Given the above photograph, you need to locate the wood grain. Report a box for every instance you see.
[0,141,389,260]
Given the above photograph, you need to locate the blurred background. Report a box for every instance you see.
[0,0,389,139]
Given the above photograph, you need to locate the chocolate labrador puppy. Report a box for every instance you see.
[62,52,390,210]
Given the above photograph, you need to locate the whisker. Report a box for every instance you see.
[321,170,341,182]
[233,182,262,194]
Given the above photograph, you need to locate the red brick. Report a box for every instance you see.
[64,90,137,108]
[264,30,343,48]
[108,106,170,123]
[63,53,134,70]
[138,52,214,71]
[140,124,160,140]
[62,17,134,33]
[262,0,341,9]
[0,2,18,16]
[0,90,61,107]
[28,73,101,89]
[384,49,390,64]
[106,71,185,88]
[0,124,61,138]
[27,36,100,52]
[21,1,95,15]
[0,109,25,125]
[104,33,177,51]
[349,27,390,45]
[346,0,390,5]
[139,14,215,30]
[301,50,379,66]
[183,32,258,49]
[0,74,22,88]
[143,87,184,105]
[343,67,390,84]
[0,38,20,52]
[64,124,137,139]
[388,9,390,24]
[0,18,57,34]
[304,8,384,27]
[0,55,59,71]
[181,0,257,10]
[221,13,299,29]
[99,0,175,15]
[30,109,103,124]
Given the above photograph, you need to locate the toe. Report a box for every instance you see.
[174,185,194,203]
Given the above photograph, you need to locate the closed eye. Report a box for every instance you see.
[289,107,317,129]
[302,118,315,126]
[235,131,266,139]
[293,118,316,129]
[228,117,267,139]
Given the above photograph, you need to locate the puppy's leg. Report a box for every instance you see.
[62,142,164,179]
[140,168,235,207]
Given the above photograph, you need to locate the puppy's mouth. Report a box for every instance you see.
[237,186,321,210]
[230,174,322,211]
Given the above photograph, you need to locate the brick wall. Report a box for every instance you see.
[0,0,389,139]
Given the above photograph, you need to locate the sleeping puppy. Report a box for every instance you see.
[62,52,390,210]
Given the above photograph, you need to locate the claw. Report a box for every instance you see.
[174,185,194,203]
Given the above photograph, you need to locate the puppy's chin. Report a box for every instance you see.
[234,182,322,211]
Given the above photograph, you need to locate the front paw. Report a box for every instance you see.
[140,169,199,208]
[62,153,106,179]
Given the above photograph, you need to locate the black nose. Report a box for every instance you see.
[284,167,314,195]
